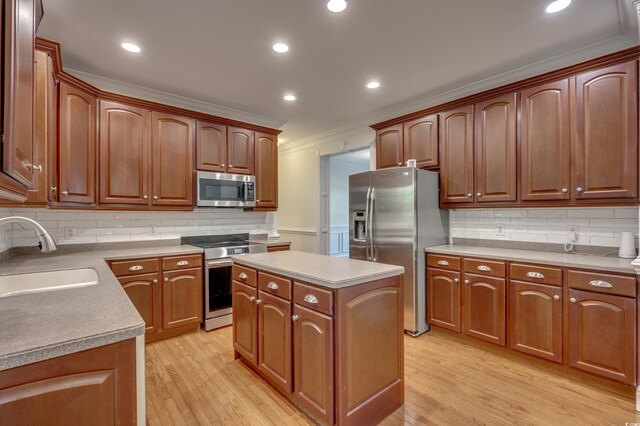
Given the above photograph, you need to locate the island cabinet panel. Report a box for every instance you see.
[439,106,474,203]
[151,112,195,206]
[403,114,438,169]
[162,267,203,330]
[0,339,136,424]
[376,124,403,169]
[520,79,571,201]
[574,60,638,200]
[118,272,161,334]
[474,93,517,202]
[232,280,258,366]
[58,82,97,204]
[227,126,254,175]
[254,132,278,210]
[99,101,150,205]
[258,290,292,393]
[196,121,226,172]
[462,273,506,346]
[426,268,461,332]
[509,280,562,363]
[568,288,636,385]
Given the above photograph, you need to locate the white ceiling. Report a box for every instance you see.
[37,0,637,143]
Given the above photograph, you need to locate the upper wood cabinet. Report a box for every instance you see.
[574,61,638,200]
[254,131,278,210]
[99,101,150,205]
[58,82,97,204]
[196,120,226,172]
[520,79,571,201]
[403,114,438,169]
[227,126,254,175]
[474,93,517,202]
[439,106,474,204]
[376,124,403,169]
[151,112,195,206]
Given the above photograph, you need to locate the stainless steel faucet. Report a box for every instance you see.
[0,216,57,253]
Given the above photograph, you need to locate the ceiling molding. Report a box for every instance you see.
[66,68,286,130]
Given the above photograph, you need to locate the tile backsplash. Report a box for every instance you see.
[1,208,273,248]
[451,207,639,248]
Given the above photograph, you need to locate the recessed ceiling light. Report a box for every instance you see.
[545,0,571,14]
[327,0,347,13]
[121,42,141,53]
[272,43,289,53]
[366,81,381,89]
[283,94,296,102]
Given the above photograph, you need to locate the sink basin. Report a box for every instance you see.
[0,268,99,298]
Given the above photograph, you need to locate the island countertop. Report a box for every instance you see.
[230,250,404,289]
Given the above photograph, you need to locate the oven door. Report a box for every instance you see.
[205,259,234,319]
[197,172,255,207]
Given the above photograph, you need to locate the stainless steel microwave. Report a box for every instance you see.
[196,171,256,207]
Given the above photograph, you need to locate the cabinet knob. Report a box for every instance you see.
[239,272,248,280]
[292,314,299,321]
[33,164,43,173]
[153,195,158,200]
[453,278,459,283]
[464,279,470,284]
[249,296,256,302]
[164,277,169,282]
[476,192,482,197]
[467,193,472,198]
[153,279,158,284]
[576,187,583,193]
[256,199,260,203]
[143,195,148,199]
[398,162,402,166]
[222,164,225,167]
[62,190,69,196]
[570,297,576,303]
[553,295,560,301]
[229,164,233,168]
[256,299,262,305]
[561,188,568,193]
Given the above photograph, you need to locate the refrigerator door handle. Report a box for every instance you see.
[369,187,376,261]
[365,187,372,261]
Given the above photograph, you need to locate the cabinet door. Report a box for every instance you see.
[118,272,161,334]
[403,114,438,169]
[439,106,474,203]
[520,80,571,201]
[258,291,292,393]
[568,289,636,385]
[293,304,334,426]
[162,267,203,330]
[474,93,517,202]
[227,126,254,175]
[509,281,562,363]
[254,132,278,210]
[463,273,505,346]
[151,112,195,206]
[426,268,460,332]
[376,124,403,169]
[99,101,150,205]
[233,280,258,366]
[3,0,35,188]
[58,82,97,204]
[574,61,638,200]
[196,121,226,172]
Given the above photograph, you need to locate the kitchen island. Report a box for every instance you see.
[231,250,405,426]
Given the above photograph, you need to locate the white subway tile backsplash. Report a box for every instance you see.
[614,208,639,219]
[567,208,614,219]
[526,209,567,218]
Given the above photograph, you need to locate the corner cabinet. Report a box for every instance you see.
[254,132,278,210]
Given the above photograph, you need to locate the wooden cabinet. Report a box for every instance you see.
[232,280,258,366]
[462,273,506,346]
[426,268,460,332]
[267,243,290,252]
[196,120,226,172]
[0,339,137,424]
[254,132,278,210]
[58,82,97,204]
[403,114,438,169]
[151,112,195,206]
[118,272,161,334]
[375,124,403,169]
[162,268,203,330]
[227,126,254,175]
[574,61,638,200]
[99,101,150,205]
[474,93,517,202]
[520,79,571,201]
[258,290,292,393]
[439,106,474,203]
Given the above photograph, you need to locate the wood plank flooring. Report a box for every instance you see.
[145,327,640,425]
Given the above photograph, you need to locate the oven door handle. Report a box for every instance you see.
[207,259,234,268]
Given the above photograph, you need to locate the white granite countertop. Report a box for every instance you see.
[426,244,639,275]
[0,244,203,371]
[231,250,404,289]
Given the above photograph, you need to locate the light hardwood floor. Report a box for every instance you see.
[145,327,640,425]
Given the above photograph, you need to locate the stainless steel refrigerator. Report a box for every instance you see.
[349,167,448,336]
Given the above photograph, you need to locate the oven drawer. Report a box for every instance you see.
[293,282,333,316]
[259,272,292,300]
[163,254,203,271]
[111,258,159,277]
[232,265,257,287]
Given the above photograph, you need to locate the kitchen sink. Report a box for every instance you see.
[0,268,99,298]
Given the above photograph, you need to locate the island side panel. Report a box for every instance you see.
[335,274,404,425]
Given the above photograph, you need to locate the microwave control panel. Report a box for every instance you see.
[246,182,255,201]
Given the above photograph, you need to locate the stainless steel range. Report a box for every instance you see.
[182,234,266,331]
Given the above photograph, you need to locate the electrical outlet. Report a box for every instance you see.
[147,225,157,235]
[495,224,505,236]
[567,225,579,243]
[64,227,77,240]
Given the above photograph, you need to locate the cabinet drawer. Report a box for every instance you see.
[510,263,562,286]
[110,258,159,277]
[163,254,203,271]
[293,282,333,316]
[232,265,257,287]
[259,272,292,300]
[463,258,505,278]
[427,254,461,271]
[567,270,636,297]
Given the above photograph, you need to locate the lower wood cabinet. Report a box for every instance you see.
[258,290,292,393]
[266,243,291,252]
[426,267,460,332]
[463,273,506,346]
[162,268,203,330]
[118,272,161,334]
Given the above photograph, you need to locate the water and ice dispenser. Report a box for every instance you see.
[353,211,366,242]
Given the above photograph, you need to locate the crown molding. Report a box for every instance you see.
[66,68,286,131]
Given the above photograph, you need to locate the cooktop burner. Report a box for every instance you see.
[181,233,267,259]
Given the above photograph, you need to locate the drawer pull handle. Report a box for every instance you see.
[177,260,190,266]
[526,272,545,279]
[292,314,299,321]
[437,260,449,266]
[128,265,143,272]
[477,265,492,272]
[239,272,248,280]
[303,294,319,304]
[267,282,279,291]
[589,280,613,289]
